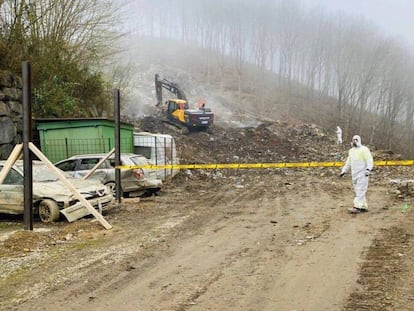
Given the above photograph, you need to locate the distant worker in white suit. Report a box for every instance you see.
[336,126,342,144]
[339,135,374,214]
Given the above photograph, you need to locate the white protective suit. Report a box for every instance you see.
[341,135,374,209]
[336,126,342,144]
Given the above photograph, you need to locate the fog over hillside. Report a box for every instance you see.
[110,0,414,157]
[111,38,266,128]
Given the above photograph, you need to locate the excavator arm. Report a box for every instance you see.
[155,74,187,106]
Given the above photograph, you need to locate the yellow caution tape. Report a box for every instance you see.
[115,160,414,170]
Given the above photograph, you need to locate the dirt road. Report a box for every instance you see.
[1,171,413,311]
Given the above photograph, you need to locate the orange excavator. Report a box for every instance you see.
[154,74,214,132]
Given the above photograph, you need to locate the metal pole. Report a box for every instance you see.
[65,137,68,159]
[113,89,121,206]
[22,61,33,230]
[164,137,167,179]
[165,137,171,177]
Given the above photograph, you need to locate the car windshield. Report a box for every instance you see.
[16,163,65,182]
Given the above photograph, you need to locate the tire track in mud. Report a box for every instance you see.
[344,225,414,311]
[159,247,254,311]
[160,222,289,310]
[163,178,340,310]
[72,179,290,311]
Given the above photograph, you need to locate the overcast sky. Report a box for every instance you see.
[304,0,414,48]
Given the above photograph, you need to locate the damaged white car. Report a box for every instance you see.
[0,160,113,223]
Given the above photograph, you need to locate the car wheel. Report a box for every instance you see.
[39,199,60,223]
[105,181,122,197]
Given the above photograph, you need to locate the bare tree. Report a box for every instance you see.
[120,0,414,156]
[226,0,250,104]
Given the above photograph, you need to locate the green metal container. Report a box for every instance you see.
[36,118,134,163]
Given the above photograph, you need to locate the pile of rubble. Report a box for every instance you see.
[134,116,340,164]
[134,116,414,186]
[135,115,408,167]
[180,122,339,164]
[133,117,349,185]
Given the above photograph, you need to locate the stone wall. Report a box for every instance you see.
[0,71,23,160]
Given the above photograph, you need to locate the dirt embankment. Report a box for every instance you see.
[1,120,414,311]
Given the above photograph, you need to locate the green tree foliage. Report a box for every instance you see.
[0,0,119,117]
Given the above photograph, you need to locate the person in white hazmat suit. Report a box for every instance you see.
[336,126,342,144]
[339,135,373,213]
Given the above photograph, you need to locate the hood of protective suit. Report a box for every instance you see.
[352,135,362,147]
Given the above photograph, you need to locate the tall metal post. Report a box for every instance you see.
[113,89,121,206]
[22,61,33,230]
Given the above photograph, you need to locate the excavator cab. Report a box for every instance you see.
[167,99,187,123]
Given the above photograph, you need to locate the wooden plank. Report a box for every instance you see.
[82,148,115,180]
[29,142,112,230]
[0,144,23,184]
